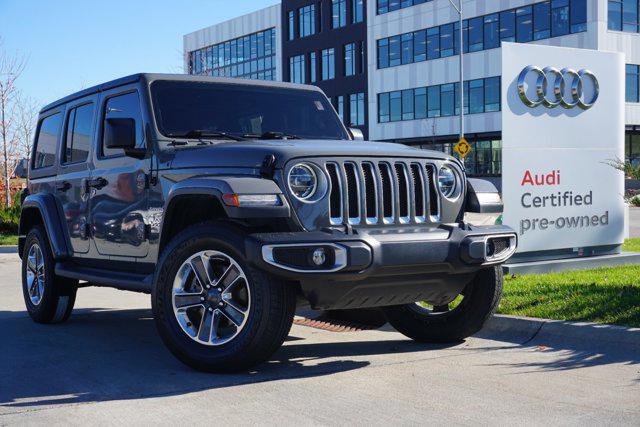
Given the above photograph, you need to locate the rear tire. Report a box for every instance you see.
[21,225,77,324]
[152,222,297,373]
[382,267,503,343]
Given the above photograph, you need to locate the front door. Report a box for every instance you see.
[90,89,149,258]
[56,97,97,254]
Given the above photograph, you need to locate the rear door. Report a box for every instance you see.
[56,97,97,254]
[89,87,149,258]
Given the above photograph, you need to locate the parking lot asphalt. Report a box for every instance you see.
[1,252,639,426]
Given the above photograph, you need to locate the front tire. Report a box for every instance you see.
[21,226,77,324]
[152,222,296,373]
[382,267,503,343]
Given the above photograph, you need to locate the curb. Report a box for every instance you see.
[0,245,18,254]
[484,314,640,347]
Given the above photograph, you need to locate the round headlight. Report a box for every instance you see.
[438,165,458,199]
[288,163,318,201]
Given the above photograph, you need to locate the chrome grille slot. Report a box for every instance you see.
[425,164,439,219]
[394,163,410,223]
[362,162,378,224]
[344,162,361,224]
[410,163,425,222]
[379,162,395,223]
[326,163,343,225]
[323,159,440,227]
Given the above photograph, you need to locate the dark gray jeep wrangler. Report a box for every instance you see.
[20,74,516,372]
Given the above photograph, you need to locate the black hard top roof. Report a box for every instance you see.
[40,73,323,114]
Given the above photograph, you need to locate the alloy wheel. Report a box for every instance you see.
[172,250,251,346]
[26,243,45,306]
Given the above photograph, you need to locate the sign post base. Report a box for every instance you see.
[503,251,640,275]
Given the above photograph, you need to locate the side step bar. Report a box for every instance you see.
[55,262,153,294]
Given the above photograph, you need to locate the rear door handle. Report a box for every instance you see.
[56,181,71,192]
[87,177,108,190]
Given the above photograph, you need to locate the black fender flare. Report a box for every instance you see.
[159,175,291,237]
[19,193,72,259]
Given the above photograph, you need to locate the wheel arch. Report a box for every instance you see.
[158,176,291,256]
[19,194,72,260]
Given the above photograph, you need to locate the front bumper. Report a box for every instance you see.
[245,223,517,310]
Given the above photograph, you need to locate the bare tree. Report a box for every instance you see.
[0,38,26,207]
[13,94,38,180]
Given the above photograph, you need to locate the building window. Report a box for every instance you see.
[290,54,306,84]
[344,43,356,76]
[322,48,335,80]
[376,1,587,69]
[532,2,550,40]
[332,0,346,28]
[310,52,317,83]
[353,0,364,23]
[627,64,640,103]
[376,77,501,123]
[289,11,295,40]
[350,93,365,126]
[377,0,431,15]
[299,4,316,38]
[336,95,345,122]
[188,28,276,81]
[609,0,640,32]
[551,0,570,36]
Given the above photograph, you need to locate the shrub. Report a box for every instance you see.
[0,192,21,234]
[630,195,640,207]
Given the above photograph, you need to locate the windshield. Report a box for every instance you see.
[151,81,350,142]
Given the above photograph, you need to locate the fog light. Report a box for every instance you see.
[311,248,326,266]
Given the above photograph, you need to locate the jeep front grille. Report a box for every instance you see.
[326,160,440,226]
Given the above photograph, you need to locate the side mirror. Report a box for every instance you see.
[349,128,364,141]
[104,118,146,158]
[466,178,503,213]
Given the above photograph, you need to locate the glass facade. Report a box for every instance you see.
[627,64,640,102]
[188,28,276,81]
[322,48,336,80]
[414,139,502,177]
[310,51,318,83]
[353,0,364,23]
[350,92,365,126]
[377,77,501,123]
[290,54,306,83]
[626,133,640,166]
[299,4,316,38]
[344,42,356,76]
[332,0,347,28]
[609,0,639,32]
[377,0,431,15]
[377,0,587,69]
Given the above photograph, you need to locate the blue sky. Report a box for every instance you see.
[0,0,278,106]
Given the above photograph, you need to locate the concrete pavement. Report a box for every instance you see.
[1,253,639,425]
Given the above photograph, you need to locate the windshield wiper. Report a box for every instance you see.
[167,130,245,141]
[241,131,301,140]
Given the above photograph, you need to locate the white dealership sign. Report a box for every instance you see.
[501,43,625,254]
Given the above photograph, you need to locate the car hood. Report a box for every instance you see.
[167,139,453,170]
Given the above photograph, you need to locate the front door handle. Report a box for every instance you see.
[56,181,71,192]
[87,177,108,190]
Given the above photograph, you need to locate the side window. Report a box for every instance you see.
[102,92,143,157]
[63,103,94,164]
[33,113,62,169]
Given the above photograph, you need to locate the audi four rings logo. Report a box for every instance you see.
[517,65,599,110]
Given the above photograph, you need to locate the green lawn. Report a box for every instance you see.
[0,233,18,246]
[499,238,640,327]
